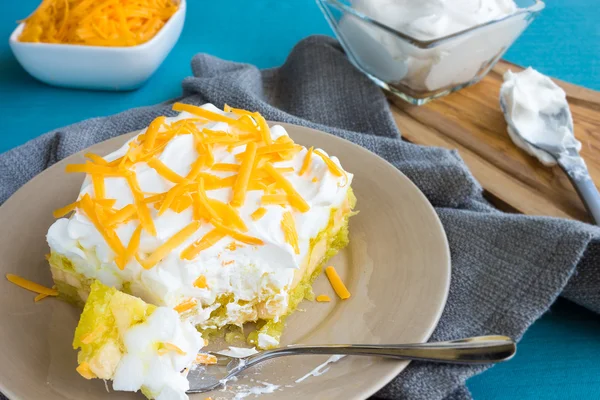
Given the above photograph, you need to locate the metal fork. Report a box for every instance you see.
[187,335,516,393]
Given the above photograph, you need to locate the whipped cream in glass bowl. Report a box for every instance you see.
[317,0,545,105]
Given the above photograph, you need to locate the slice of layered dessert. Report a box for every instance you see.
[47,102,355,349]
[74,281,204,399]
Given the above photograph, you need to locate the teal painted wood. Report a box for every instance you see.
[1,1,599,399]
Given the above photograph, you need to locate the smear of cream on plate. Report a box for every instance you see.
[295,355,345,383]
[232,381,280,399]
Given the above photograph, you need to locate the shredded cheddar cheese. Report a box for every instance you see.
[6,274,59,296]
[300,147,313,176]
[54,103,349,275]
[251,207,267,221]
[182,229,225,260]
[263,163,310,213]
[125,174,157,237]
[316,295,331,302]
[262,194,290,206]
[122,225,142,267]
[144,116,166,151]
[104,204,136,227]
[91,174,105,199]
[148,157,185,183]
[212,220,263,246]
[140,221,201,269]
[174,298,197,314]
[325,266,351,300]
[34,293,49,302]
[19,0,179,47]
[314,149,346,180]
[281,211,300,254]
[193,275,207,289]
[230,142,257,207]
[53,200,79,218]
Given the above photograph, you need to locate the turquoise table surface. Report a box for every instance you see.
[2,1,600,399]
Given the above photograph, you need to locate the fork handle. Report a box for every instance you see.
[246,335,515,366]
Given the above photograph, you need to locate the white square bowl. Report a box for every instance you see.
[8,0,186,91]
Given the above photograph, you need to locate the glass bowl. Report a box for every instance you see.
[317,0,545,105]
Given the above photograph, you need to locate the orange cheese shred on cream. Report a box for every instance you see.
[230,141,257,208]
[104,204,136,227]
[254,112,273,145]
[125,174,157,237]
[325,266,351,300]
[122,225,142,268]
[256,143,296,156]
[196,178,222,222]
[182,229,226,260]
[174,298,197,314]
[261,194,290,206]
[143,116,166,151]
[140,221,201,269]
[172,103,252,131]
[263,163,310,213]
[281,211,300,254]
[251,207,267,221]
[207,199,248,232]
[314,149,344,178]
[193,275,207,289]
[147,157,185,183]
[6,274,58,296]
[212,220,264,246]
[159,182,192,216]
[79,194,126,268]
[211,163,240,172]
[300,147,313,176]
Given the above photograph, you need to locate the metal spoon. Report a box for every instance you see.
[186,335,516,393]
[500,96,600,225]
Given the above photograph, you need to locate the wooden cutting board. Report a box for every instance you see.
[389,60,600,223]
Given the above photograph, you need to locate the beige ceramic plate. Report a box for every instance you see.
[0,123,450,400]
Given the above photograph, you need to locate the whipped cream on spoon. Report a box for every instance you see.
[500,68,600,224]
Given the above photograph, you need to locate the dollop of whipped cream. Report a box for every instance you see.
[112,307,204,400]
[353,0,518,40]
[500,67,581,166]
[47,104,353,328]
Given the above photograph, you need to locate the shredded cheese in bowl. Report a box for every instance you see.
[18,0,179,47]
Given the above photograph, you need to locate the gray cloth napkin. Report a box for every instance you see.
[1,35,599,400]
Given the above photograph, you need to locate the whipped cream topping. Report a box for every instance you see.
[353,0,518,40]
[501,67,581,166]
[338,0,528,92]
[112,307,204,400]
[47,104,352,329]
